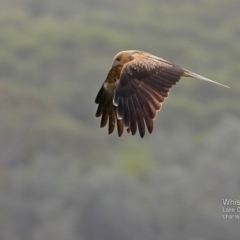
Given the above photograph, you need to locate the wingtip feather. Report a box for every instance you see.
[184,71,230,88]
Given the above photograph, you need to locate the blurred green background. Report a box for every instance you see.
[0,0,240,239]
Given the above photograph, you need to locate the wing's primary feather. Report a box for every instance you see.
[95,65,124,136]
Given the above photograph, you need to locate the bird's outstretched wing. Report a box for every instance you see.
[95,65,126,136]
[113,52,184,138]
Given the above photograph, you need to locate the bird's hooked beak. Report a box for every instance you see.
[112,60,118,68]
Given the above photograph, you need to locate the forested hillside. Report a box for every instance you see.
[0,0,240,239]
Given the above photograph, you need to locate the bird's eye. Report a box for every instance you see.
[116,57,120,61]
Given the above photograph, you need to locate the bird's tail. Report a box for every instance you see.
[183,70,229,88]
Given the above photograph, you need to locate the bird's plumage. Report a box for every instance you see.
[95,50,229,138]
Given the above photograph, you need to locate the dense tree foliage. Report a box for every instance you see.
[0,0,239,239]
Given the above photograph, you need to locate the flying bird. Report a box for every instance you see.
[95,50,229,138]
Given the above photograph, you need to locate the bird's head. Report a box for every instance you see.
[112,50,135,67]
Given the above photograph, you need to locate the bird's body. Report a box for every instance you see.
[95,50,229,138]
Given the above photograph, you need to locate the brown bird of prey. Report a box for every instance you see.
[95,50,229,138]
